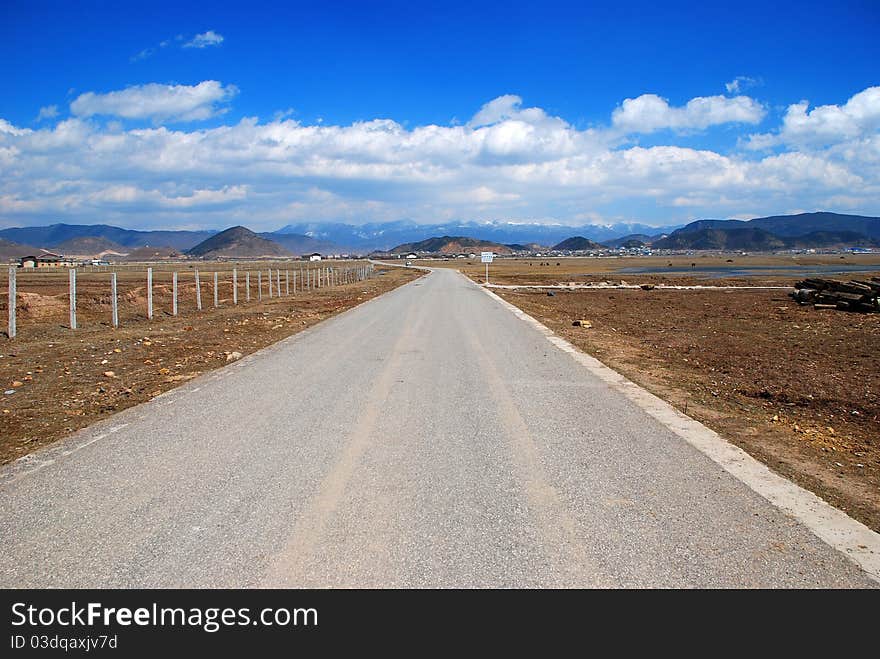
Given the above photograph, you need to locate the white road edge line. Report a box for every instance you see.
[473,274,880,583]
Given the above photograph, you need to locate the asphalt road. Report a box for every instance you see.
[0,268,875,587]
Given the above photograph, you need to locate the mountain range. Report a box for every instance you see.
[277,220,677,252]
[0,212,877,259]
[0,223,330,256]
[651,213,880,250]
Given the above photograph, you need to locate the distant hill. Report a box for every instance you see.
[54,236,127,256]
[505,243,548,252]
[187,226,292,258]
[0,238,36,261]
[745,212,880,239]
[552,236,608,251]
[258,232,337,255]
[0,223,216,251]
[118,246,181,261]
[653,212,880,250]
[619,239,647,248]
[653,228,787,251]
[390,235,516,255]
[605,233,664,248]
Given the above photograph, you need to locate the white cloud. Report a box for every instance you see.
[132,32,223,62]
[725,76,760,94]
[0,119,31,136]
[748,86,880,149]
[183,31,224,49]
[36,105,59,122]
[70,81,238,123]
[612,93,766,133]
[131,48,156,62]
[0,87,878,230]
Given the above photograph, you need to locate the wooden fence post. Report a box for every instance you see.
[195,270,202,310]
[268,269,273,298]
[214,271,219,308]
[172,272,178,316]
[277,269,281,296]
[258,271,262,301]
[246,271,251,302]
[233,268,238,305]
[111,272,119,328]
[69,268,77,329]
[7,267,15,339]
[285,270,289,296]
[146,267,153,320]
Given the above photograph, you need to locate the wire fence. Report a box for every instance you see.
[2,261,376,339]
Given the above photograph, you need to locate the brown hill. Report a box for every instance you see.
[53,236,127,257]
[552,236,608,251]
[118,245,182,261]
[0,238,37,261]
[187,226,291,259]
[390,235,514,255]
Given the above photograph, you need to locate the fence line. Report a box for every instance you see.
[69,269,77,329]
[147,268,153,320]
[7,267,15,339]
[4,261,376,338]
[111,272,119,328]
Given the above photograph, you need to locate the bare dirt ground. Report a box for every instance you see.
[0,263,421,465]
[453,255,880,531]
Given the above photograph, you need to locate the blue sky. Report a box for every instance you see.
[1,0,879,230]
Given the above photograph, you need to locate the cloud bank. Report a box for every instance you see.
[612,94,766,133]
[1,83,878,230]
[70,81,238,123]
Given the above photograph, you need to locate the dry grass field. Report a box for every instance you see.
[0,262,422,464]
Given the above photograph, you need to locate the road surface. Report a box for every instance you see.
[0,268,875,587]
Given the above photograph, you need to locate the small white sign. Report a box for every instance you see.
[481,252,494,263]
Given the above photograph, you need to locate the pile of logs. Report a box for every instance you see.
[791,277,880,312]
